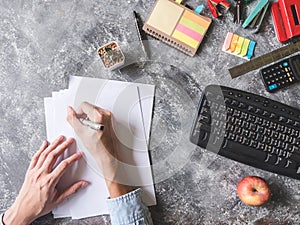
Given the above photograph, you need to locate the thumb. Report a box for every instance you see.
[55,181,89,205]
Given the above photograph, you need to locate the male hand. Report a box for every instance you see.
[3,136,88,225]
[67,102,132,198]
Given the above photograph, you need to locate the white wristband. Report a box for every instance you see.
[0,213,4,225]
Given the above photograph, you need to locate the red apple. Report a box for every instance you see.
[237,176,270,206]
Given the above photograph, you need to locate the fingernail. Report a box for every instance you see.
[57,135,64,141]
[68,137,75,143]
[82,181,89,187]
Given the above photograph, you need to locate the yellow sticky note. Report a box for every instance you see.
[234,37,245,55]
[147,0,184,36]
[241,39,251,57]
[172,30,199,48]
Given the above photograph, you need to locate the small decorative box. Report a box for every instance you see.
[98,41,125,70]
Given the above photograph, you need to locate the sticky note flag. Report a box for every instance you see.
[234,37,245,55]
[222,32,256,60]
[230,34,239,52]
[223,32,233,51]
[246,41,257,59]
[241,39,251,57]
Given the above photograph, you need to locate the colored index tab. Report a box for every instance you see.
[230,34,239,52]
[234,37,245,55]
[175,0,183,3]
[246,41,256,59]
[241,39,251,57]
[223,32,233,51]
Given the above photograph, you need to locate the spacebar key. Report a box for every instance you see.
[223,140,267,160]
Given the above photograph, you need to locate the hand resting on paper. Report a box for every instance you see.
[1,102,152,225]
[67,101,132,198]
[2,136,88,225]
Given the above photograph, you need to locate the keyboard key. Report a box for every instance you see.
[223,140,267,160]
[264,153,277,164]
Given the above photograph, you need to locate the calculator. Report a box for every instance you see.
[260,54,300,92]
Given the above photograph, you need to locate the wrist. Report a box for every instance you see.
[105,181,132,198]
[3,203,31,225]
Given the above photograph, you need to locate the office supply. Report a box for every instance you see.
[242,0,270,33]
[97,41,125,70]
[195,5,204,14]
[228,41,300,78]
[260,54,300,92]
[133,11,148,59]
[142,0,212,56]
[44,76,156,219]
[233,0,243,23]
[207,0,230,18]
[190,84,300,180]
[272,0,300,43]
[222,32,256,59]
[79,118,104,131]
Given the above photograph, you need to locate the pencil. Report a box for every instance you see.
[133,11,148,59]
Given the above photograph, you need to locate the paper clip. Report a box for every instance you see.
[207,0,230,18]
[242,0,270,33]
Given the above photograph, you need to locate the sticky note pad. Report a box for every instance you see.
[147,0,184,36]
[171,10,210,48]
[222,32,256,60]
[143,0,212,56]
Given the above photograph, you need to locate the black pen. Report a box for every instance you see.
[133,11,148,59]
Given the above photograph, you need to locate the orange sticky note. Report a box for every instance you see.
[229,34,239,52]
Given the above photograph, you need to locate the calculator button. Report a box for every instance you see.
[283,62,288,67]
[269,84,278,91]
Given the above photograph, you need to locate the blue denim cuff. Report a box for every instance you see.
[106,188,153,225]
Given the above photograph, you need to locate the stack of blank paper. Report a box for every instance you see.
[44,76,156,219]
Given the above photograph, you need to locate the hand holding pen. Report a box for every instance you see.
[67,102,132,198]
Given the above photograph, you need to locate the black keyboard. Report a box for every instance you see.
[190,85,300,180]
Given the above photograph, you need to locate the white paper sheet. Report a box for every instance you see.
[44,76,156,219]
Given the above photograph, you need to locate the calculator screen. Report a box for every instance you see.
[290,54,300,76]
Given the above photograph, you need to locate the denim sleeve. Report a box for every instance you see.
[106,188,153,225]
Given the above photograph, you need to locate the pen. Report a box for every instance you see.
[79,118,104,131]
[133,11,148,59]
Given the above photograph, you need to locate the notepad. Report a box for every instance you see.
[44,76,156,219]
[143,0,212,56]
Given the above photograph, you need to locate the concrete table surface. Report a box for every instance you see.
[0,0,299,224]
